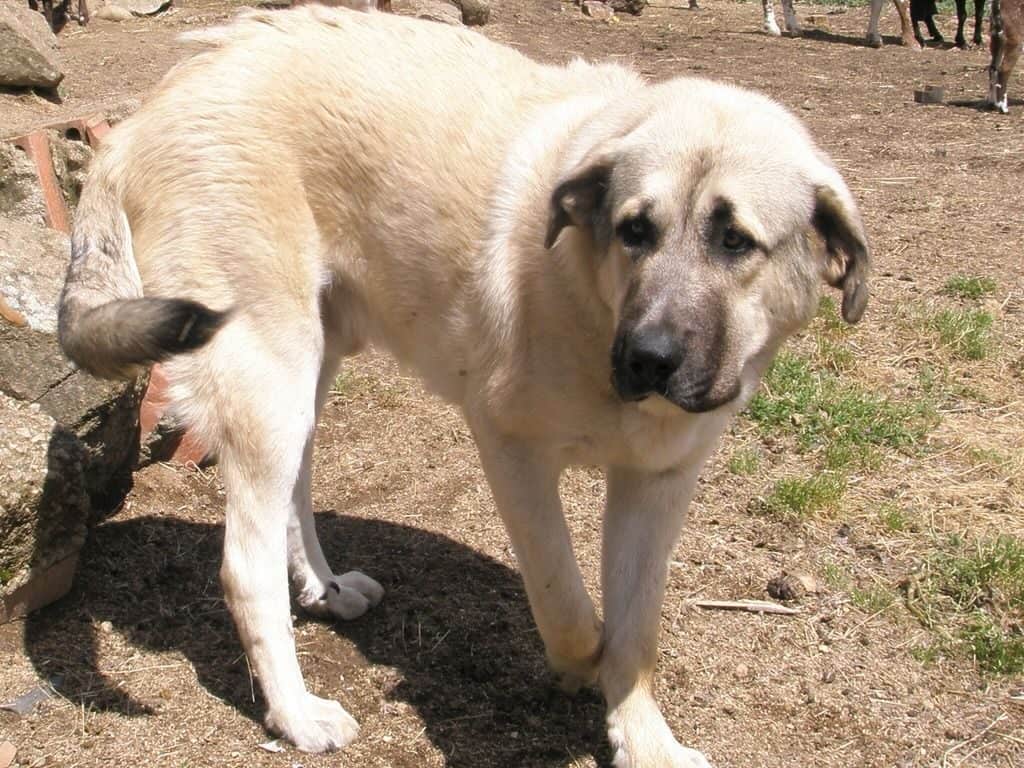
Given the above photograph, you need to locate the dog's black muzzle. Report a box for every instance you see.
[611,326,732,414]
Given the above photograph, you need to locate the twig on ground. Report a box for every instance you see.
[941,713,1008,767]
[689,599,800,615]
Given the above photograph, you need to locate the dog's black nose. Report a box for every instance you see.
[614,327,685,399]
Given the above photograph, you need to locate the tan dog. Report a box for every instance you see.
[58,7,869,766]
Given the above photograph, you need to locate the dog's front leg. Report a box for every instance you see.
[472,424,603,691]
[600,465,711,768]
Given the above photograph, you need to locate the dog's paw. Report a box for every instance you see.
[547,619,603,694]
[670,745,712,768]
[266,694,360,753]
[607,698,712,768]
[609,729,712,768]
[300,570,384,620]
[549,648,601,694]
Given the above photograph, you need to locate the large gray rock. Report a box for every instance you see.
[0,143,48,226]
[0,216,70,333]
[0,322,146,514]
[0,1,63,89]
[452,0,489,25]
[48,130,94,211]
[0,393,89,622]
[393,0,462,25]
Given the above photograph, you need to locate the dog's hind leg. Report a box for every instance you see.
[288,346,384,621]
[600,465,709,768]
[213,319,359,752]
[471,426,603,692]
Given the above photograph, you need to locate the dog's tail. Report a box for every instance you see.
[58,161,229,380]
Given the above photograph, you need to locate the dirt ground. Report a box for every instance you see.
[1,1,1022,766]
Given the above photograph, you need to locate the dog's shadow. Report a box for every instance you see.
[23,513,610,767]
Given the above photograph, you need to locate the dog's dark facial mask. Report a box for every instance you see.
[609,283,735,413]
[545,118,870,416]
[546,151,739,413]
[604,197,746,414]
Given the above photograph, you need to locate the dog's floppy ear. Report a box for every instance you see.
[813,184,870,324]
[544,152,615,250]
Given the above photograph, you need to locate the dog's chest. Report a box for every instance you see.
[557,398,731,473]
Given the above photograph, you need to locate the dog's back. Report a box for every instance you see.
[61,7,637,397]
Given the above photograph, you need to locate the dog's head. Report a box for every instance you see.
[544,79,869,414]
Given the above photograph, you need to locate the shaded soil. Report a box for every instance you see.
[1,2,1022,767]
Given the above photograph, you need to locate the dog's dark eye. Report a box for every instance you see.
[618,215,656,250]
[722,226,753,254]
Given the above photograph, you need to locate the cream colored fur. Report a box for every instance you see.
[60,7,869,766]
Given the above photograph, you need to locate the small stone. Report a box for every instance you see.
[94,4,135,21]
[767,572,806,602]
[734,663,749,679]
[392,0,463,25]
[452,0,489,25]
[581,1,613,20]
[105,0,172,15]
[99,620,113,633]
[796,573,819,593]
[608,0,645,12]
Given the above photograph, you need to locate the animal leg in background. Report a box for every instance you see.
[988,0,1022,112]
[911,0,944,44]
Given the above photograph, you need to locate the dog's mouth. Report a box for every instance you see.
[610,333,739,414]
[617,383,739,414]
[610,366,740,414]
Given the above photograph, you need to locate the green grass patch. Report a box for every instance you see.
[814,336,855,373]
[820,562,896,614]
[815,296,850,336]
[332,370,406,408]
[728,447,761,476]
[746,351,935,469]
[907,535,1024,675]
[755,472,845,521]
[942,275,997,301]
[930,535,1024,611]
[332,370,363,397]
[931,308,994,360]
[963,614,1024,675]
[966,447,1013,472]
[745,351,936,524]
[910,645,941,666]
[850,585,897,613]
[879,503,910,532]
[811,299,855,373]
[823,561,849,591]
